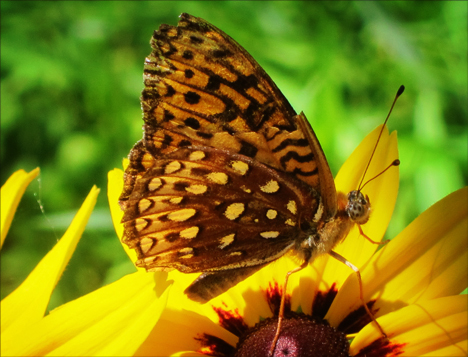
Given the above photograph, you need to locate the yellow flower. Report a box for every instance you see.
[1,169,171,356]
[110,125,467,356]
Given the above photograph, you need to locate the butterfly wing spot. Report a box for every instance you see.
[218,233,236,249]
[229,251,243,256]
[138,198,153,214]
[185,184,208,195]
[285,219,296,226]
[224,203,245,220]
[148,177,163,191]
[178,247,194,259]
[287,200,297,215]
[180,226,200,239]
[139,237,157,254]
[241,186,252,193]
[260,179,280,193]
[207,172,229,185]
[135,218,151,232]
[165,161,183,174]
[260,231,280,239]
[231,160,249,175]
[189,150,206,160]
[167,208,197,222]
[266,209,278,220]
[169,197,184,204]
[313,200,324,222]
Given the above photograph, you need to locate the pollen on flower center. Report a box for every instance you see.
[234,314,349,357]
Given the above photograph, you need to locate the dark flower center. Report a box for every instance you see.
[234,313,349,357]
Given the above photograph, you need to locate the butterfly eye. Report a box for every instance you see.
[346,190,370,224]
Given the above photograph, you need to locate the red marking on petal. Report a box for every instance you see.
[354,337,406,357]
[338,300,379,334]
[213,306,249,336]
[195,333,235,356]
[312,283,338,319]
[265,281,291,316]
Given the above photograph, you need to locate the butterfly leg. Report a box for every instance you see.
[358,225,389,246]
[268,259,309,357]
[328,250,387,338]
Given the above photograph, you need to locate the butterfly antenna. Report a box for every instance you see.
[360,159,400,192]
[358,85,405,191]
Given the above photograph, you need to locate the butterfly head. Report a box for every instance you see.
[346,190,371,225]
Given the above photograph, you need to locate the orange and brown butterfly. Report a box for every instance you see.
[119,12,399,310]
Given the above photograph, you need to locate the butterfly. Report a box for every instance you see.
[118,13,401,311]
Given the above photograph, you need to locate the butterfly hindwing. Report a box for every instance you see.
[121,146,319,273]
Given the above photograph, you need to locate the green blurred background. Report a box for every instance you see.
[1,1,467,312]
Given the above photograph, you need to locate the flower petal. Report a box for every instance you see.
[107,169,124,246]
[422,341,468,356]
[134,307,234,356]
[1,186,99,337]
[320,125,399,291]
[1,168,40,248]
[327,187,467,326]
[3,271,170,356]
[350,295,467,356]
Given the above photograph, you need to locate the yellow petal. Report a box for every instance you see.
[3,271,170,356]
[320,125,399,291]
[350,295,467,356]
[1,186,99,337]
[327,187,467,326]
[135,307,234,356]
[422,341,467,356]
[1,168,40,248]
[107,168,142,270]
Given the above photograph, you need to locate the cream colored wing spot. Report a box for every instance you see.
[165,160,182,174]
[218,233,235,249]
[260,231,280,239]
[179,247,194,259]
[138,198,153,214]
[313,200,324,222]
[224,203,245,220]
[135,218,150,232]
[167,208,196,222]
[207,172,229,185]
[285,219,296,226]
[266,209,278,220]
[169,197,183,204]
[287,200,297,215]
[148,177,163,191]
[189,151,206,161]
[260,180,280,193]
[139,237,156,255]
[186,184,208,195]
[180,226,199,239]
[241,186,251,193]
[231,160,249,175]
[229,251,243,256]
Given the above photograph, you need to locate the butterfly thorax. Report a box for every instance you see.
[296,190,370,263]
